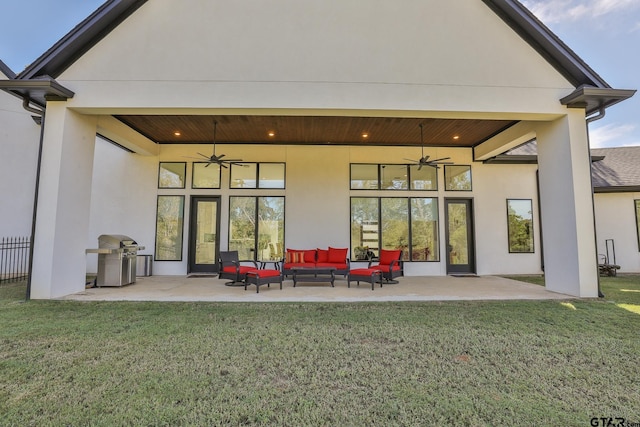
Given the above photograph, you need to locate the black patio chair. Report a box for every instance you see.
[218,251,258,286]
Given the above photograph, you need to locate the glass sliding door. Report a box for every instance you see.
[188,197,220,273]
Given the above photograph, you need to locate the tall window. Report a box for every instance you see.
[229,196,285,261]
[350,197,439,261]
[507,199,534,253]
[636,200,640,251]
[155,195,185,261]
[411,198,439,261]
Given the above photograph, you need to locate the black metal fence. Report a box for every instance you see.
[0,237,31,283]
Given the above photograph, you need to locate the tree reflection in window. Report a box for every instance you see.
[507,199,534,253]
[445,165,472,191]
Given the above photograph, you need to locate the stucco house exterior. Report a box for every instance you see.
[0,0,635,299]
[0,60,40,238]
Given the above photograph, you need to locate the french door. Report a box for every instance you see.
[445,198,476,274]
[188,196,221,274]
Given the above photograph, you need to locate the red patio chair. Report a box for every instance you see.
[368,249,403,283]
[218,251,258,286]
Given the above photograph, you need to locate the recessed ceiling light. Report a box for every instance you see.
[362,133,369,138]
[174,131,181,137]
[268,131,275,137]
[453,135,460,140]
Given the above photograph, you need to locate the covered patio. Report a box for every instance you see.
[62,275,570,303]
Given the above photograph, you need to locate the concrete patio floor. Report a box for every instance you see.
[62,275,572,302]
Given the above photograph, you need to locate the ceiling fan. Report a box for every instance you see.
[404,123,453,170]
[186,120,243,168]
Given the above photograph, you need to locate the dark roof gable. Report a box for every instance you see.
[482,0,610,88]
[19,0,147,80]
[0,59,16,79]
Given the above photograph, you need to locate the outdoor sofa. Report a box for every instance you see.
[281,247,350,277]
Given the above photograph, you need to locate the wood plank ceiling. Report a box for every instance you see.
[114,115,516,147]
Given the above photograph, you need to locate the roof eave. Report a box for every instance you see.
[18,0,148,80]
[0,78,75,107]
[561,87,637,116]
[594,185,640,194]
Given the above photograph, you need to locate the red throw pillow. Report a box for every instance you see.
[316,249,329,263]
[303,250,317,263]
[328,247,348,263]
[379,249,401,265]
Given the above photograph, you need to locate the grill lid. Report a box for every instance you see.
[98,234,137,249]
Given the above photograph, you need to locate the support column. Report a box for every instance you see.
[537,112,598,297]
[30,104,97,299]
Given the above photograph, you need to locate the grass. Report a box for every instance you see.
[1,276,639,426]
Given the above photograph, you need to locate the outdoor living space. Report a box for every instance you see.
[62,274,570,302]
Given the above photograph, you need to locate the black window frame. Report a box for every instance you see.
[229,162,286,189]
[349,196,440,262]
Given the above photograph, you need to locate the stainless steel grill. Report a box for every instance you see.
[87,234,145,287]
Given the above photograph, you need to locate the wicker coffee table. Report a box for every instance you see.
[291,267,336,287]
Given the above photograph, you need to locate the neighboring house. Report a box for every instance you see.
[592,147,640,273]
[0,0,636,299]
[0,60,40,238]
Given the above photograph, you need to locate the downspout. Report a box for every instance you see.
[22,97,46,301]
[586,106,606,298]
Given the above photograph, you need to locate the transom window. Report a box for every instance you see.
[350,164,437,191]
[230,163,285,189]
[444,165,472,191]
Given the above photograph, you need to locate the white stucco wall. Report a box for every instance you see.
[85,136,158,274]
[594,192,640,273]
[0,73,40,238]
[108,143,543,277]
[59,0,573,117]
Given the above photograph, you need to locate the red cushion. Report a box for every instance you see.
[316,249,329,263]
[317,262,348,270]
[328,247,348,263]
[222,266,255,274]
[303,250,317,263]
[370,264,400,273]
[247,269,280,278]
[283,262,316,269]
[350,268,381,276]
[379,249,402,265]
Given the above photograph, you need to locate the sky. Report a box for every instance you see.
[0,0,638,149]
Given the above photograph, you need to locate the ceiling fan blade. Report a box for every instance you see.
[403,158,420,163]
[220,163,229,169]
[429,157,451,162]
[222,159,243,163]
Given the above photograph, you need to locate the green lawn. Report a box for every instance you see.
[1,276,639,426]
